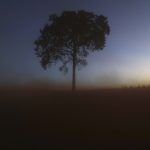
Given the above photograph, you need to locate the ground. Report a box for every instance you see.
[1,85,150,149]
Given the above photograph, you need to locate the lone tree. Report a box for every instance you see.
[34,10,110,91]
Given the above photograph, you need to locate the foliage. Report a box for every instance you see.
[34,10,110,73]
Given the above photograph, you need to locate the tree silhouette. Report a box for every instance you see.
[34,10,110,91]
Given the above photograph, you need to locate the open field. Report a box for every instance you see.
[1,85,150,149]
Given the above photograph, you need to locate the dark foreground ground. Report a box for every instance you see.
[1,86,150,149]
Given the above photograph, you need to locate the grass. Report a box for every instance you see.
[1,85,150,149]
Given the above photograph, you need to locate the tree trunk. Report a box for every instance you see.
[72,48,77,92]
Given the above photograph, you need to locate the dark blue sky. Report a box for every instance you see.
[1,0,150,88]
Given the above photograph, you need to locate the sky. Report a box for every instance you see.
[1,0,150,88]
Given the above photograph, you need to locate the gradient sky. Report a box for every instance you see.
[1,0,150,88]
